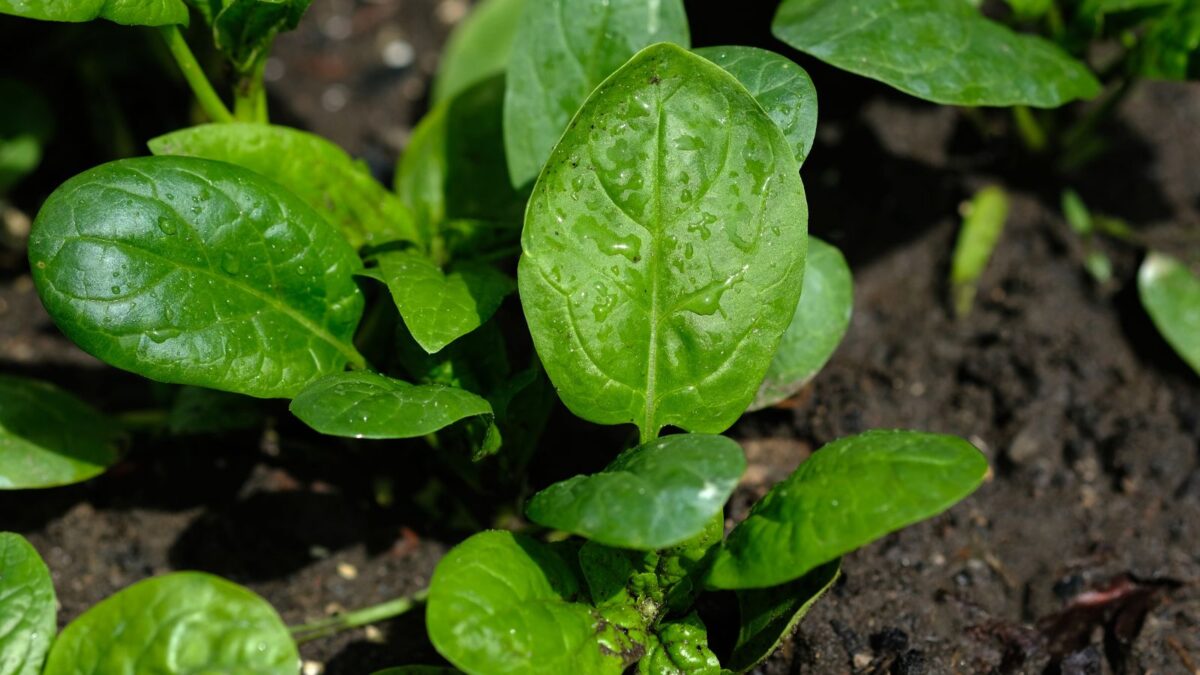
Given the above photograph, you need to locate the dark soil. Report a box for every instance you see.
[2,1,1198,674]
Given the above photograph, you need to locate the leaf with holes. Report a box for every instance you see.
[0,0,187,25]
[0,533,56,675]
[1139,252,1200,375]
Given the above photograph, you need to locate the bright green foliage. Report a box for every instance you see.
[773,0,1101,106]
[1005,0,1052,18]
[1139,252,1200,375]
[0,376,121,490]
[707,430,987,589]
[0,0,188,25]
[519,44,808,439]
[752,237,852,410]
[527,434,744,550]
[950,186,1009,317]
[42,572,297,674]
[1133,0,1200,80]
[0,79,53,194]
[29,156,366,399]
[433,0,527,103]
[290,371,493,439]
[0,533,55,675]
[728,560,839,672]
[150,123,415,249]
[503,0,690,187]
[693,46,818,166]
[637,614,720,675]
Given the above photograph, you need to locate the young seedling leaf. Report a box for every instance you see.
[290,371,493,439]
[503,0,690,188]
[693,46,818,166]
[41,572,297,674]
[0,79,53,194]
[707,430,987,589]
[727,559,840,672]
[29,156,366,399]
[212,0,312,72]
[1138,252,1200,375]
[426,531,643,675]
[519,43,808,439]
[772,0,1101,107]
[638,613,721,675]
[433,0,527,103]
[527,434,744,550]
[950,186,1008,318]
[751,237,852,410]
[150,123,416,249]
[0,376,121,490]
[0,533,55,675]
[0,0,188,26]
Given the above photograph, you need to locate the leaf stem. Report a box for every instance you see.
[159,26,234,124]
[234,56,270,123]
[1011,106,1047,153]
[289,588,429,644]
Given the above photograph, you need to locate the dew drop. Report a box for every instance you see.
[156,216,178,235]
[221,253,241,275]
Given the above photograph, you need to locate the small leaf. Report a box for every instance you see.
[693,46,818,166]
[29,156,366,399]
[638,613,721,675]
[290,371,493,439]
[727,560,840,672]
[213,0,312,72]
[426,531,643,675]
[433,0,527,103]
[707,430,987,589]
[0,79,53,193]
[751,237,852,410]
[503,0,690,188]
[0,376,121,490]
[773,0,1100,107]
[950,186,1008,318]
[42,572,297,674]
[1138,252,1200,375]
[0,0,188,26]
[527,434,745,550]
[150,123,416,249]
[0,533,56,675]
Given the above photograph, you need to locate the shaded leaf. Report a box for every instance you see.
[0,0,187,26]
[0,79,53,194]
[727,560,840,672]
[0,533,55,675]
[1138,252,1200,375]
[433,0,527,103]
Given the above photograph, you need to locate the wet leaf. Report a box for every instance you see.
[638,613,720,675]
[0,533,55,675]
[433,0,527,103]
[1138,252,1200,375]
[727,560,840,672]
[0,0,187,26]
[519,43,808,438]
[29,156,366,399]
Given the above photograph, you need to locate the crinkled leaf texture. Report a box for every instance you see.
[728,560,839,672]
[29,156,365,399]
[433,0,526,103]
[0,533,56,675]
[708,430,987,589]
[41,572,298,674]
[1138,252,1200,375]
[526,434,745,550]
[0,376,121,489]
[503,0,690,188]
[638,613,720,675]
[0,0,187,25]
[427,531,642,675]
[773,0,1100,107]
[519,43,808,438]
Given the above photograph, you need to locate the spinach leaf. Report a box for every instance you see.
[519,43,808,438]
[29,156,366,399]
[433,0,526,103]
[210,0,311,72]
[638,613,721,675]
[1138,252,1200,375]
[0,0,188,26]
[290,371,493,439]
[751,237,851,410]
[503,0,690,188]
[527,434,744,550]
[772,0,1101,107]
[42,572,297,674]
[707,430,987,589]
[727,560,839,672]
[693,46,818,166]
[0,79,53,194]
[950,186,1008,318]
[0,376,121,490]
[426,531,645,675]
[0,533,55,675]
[150,123,416,249]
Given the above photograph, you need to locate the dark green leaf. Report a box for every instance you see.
[213,0,311,72]
[638,613,720,675]
[42,572,297,674]
[29,156,366,399]
[727,560,839,672]
[1139,252,1200,375]
[503,0,690,188]
[772,0,1100,106]
[433,0,527,103]
[0,533,55,675]
[707,430,987,589]
[0,376,121,490]
[0,79,53,194]
[167,386,262,435]
[950,186,1008,318]
[0,0,188,26]
[519,43,808,438]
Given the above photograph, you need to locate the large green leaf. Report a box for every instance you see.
[433,0,527,104]
[29,156,365,399]
[0,79,53,194]
[707,430,987,589]
[0,376,121,490]
[751,237,851,410]
[518,43,808,438]
[0,533,55,675]
[772,0,1100,107]
[42,572,297,674]
[1139,252,1200,375]
[503,0,690,188]
[727,560,839,672]
[0,0,188,26]
[426,531,644,675]
[150,124,415,249]
[527,434,744,550]
[638,613,720,675]
[693,46,818,167]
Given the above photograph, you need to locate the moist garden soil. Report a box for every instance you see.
[2,1,1198,674]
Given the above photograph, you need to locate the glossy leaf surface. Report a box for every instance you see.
[1139,252,1200,375]
[728,560,839,672]
[708,430,987,589]
[0,533,55,675]
[773,0,1100,106]
[0,0,187,25]
[638,614,720,675]
[503,0,690,187]
[433,0,526,103]
[519,44,808,438]
[29,156,365,399]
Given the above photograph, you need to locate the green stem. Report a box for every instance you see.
[290,588,429,644]
[234,56,269,123]
[159,26,234,124]
[1011,106,1047,153]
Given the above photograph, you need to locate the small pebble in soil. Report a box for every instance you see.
[336,562,358,580]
